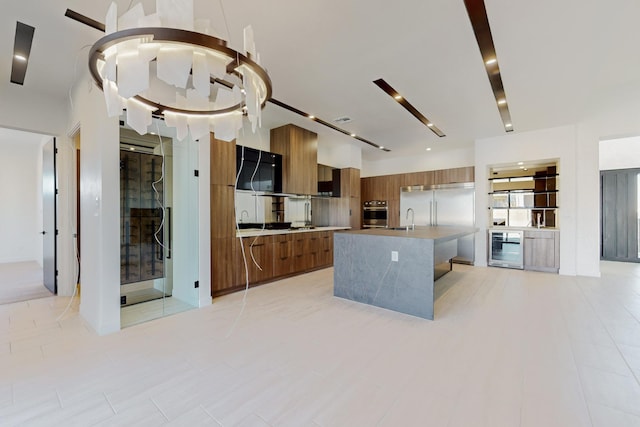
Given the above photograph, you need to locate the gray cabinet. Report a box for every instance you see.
[524,230,559,273]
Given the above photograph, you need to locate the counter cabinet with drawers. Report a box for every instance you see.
[488,227,560,273]
[211,229,338,297]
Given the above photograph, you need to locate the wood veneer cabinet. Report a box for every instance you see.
[273,234,294,277]
[317,231,333,267]
[210,185,235,239]
[241,235,274,283]
[524,229,560,273]
[212,230,337,297]
[270,124,318,195]
[292,233,310,271]
[211,237,243,294]
[340,168,361,229]
[210,133,239,296]
[210,133,236,186]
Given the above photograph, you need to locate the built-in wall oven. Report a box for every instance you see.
[488,229,524,269]
[363,200,388,228]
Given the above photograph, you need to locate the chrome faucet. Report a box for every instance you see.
[240,210,249,223]
[406,208,415,230]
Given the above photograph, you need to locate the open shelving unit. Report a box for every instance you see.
[488,166,558,227]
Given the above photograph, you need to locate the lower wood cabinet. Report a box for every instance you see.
[273,234,294,277]
[211,237,243,295]
[293,233,310,272]
[241,235,273,283]
[211,230,336,297]
[524,230,559,273]
[318,231,333,267]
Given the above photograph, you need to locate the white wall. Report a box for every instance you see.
[0,85,67,137]
[70,76,121,335]
[573,81,640,277]
[475,125,578,275]
[0,140,42,263]
[361,146,474,177]
[317,138,362,170]
[600,135,640,170]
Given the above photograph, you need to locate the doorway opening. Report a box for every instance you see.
[0,127,56,304]
[599,136,640,262]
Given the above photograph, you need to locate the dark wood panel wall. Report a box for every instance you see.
[361,166,474,228]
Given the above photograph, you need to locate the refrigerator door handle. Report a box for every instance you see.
[429,200,433,226]
[434,201,438,226]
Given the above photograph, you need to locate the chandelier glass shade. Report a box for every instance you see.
[89,1,272,141]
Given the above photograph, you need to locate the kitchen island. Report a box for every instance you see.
[333,226,477,320]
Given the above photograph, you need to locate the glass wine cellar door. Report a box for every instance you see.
[119,123,200,327]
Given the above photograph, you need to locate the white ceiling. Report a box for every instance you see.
[2,0,640,161]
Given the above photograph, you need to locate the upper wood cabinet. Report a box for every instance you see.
[270,124,318,195]
[340,168,360,198]
[361,167,474,203]
[210,133,236,187]
[433,166,474,185]
[340,168,361,229]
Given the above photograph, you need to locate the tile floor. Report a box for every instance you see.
[1,262,640,426]
[0,261,52,305]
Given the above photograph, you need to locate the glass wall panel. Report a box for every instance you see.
[120,118,199,327]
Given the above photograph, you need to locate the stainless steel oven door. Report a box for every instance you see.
[363,206,388,228]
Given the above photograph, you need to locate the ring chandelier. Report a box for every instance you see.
[89,1,272,141]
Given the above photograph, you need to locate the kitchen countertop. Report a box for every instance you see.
[489,226,559,231]
[236,226,350,237]
[338,225,478,242]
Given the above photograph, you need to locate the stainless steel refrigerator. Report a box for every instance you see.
[400,182,475,264]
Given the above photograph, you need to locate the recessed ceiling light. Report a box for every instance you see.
[394,95,402,100]
[505,123,512,128]
[379,146,384,150]
[426,147,432,151]
[350,133,356,137]
[308,115,315,119]
[519,166,525,169]
[517,161,523,165]
[485,58,497,65]
[14,54,26,62]
[427,123,434,127]
[129,147,135,151]
[498,99,507,105]
[523,168,528,171]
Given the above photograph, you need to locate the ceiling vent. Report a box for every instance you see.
[333,116,352,124]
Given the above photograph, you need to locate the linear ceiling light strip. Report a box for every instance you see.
[463,0,513,132]
[10,22,36,85]
[64,9,105,32]
[268,98,390,151]
[373,78,445,137]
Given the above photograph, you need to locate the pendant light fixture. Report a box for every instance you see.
[88,1,272,141]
